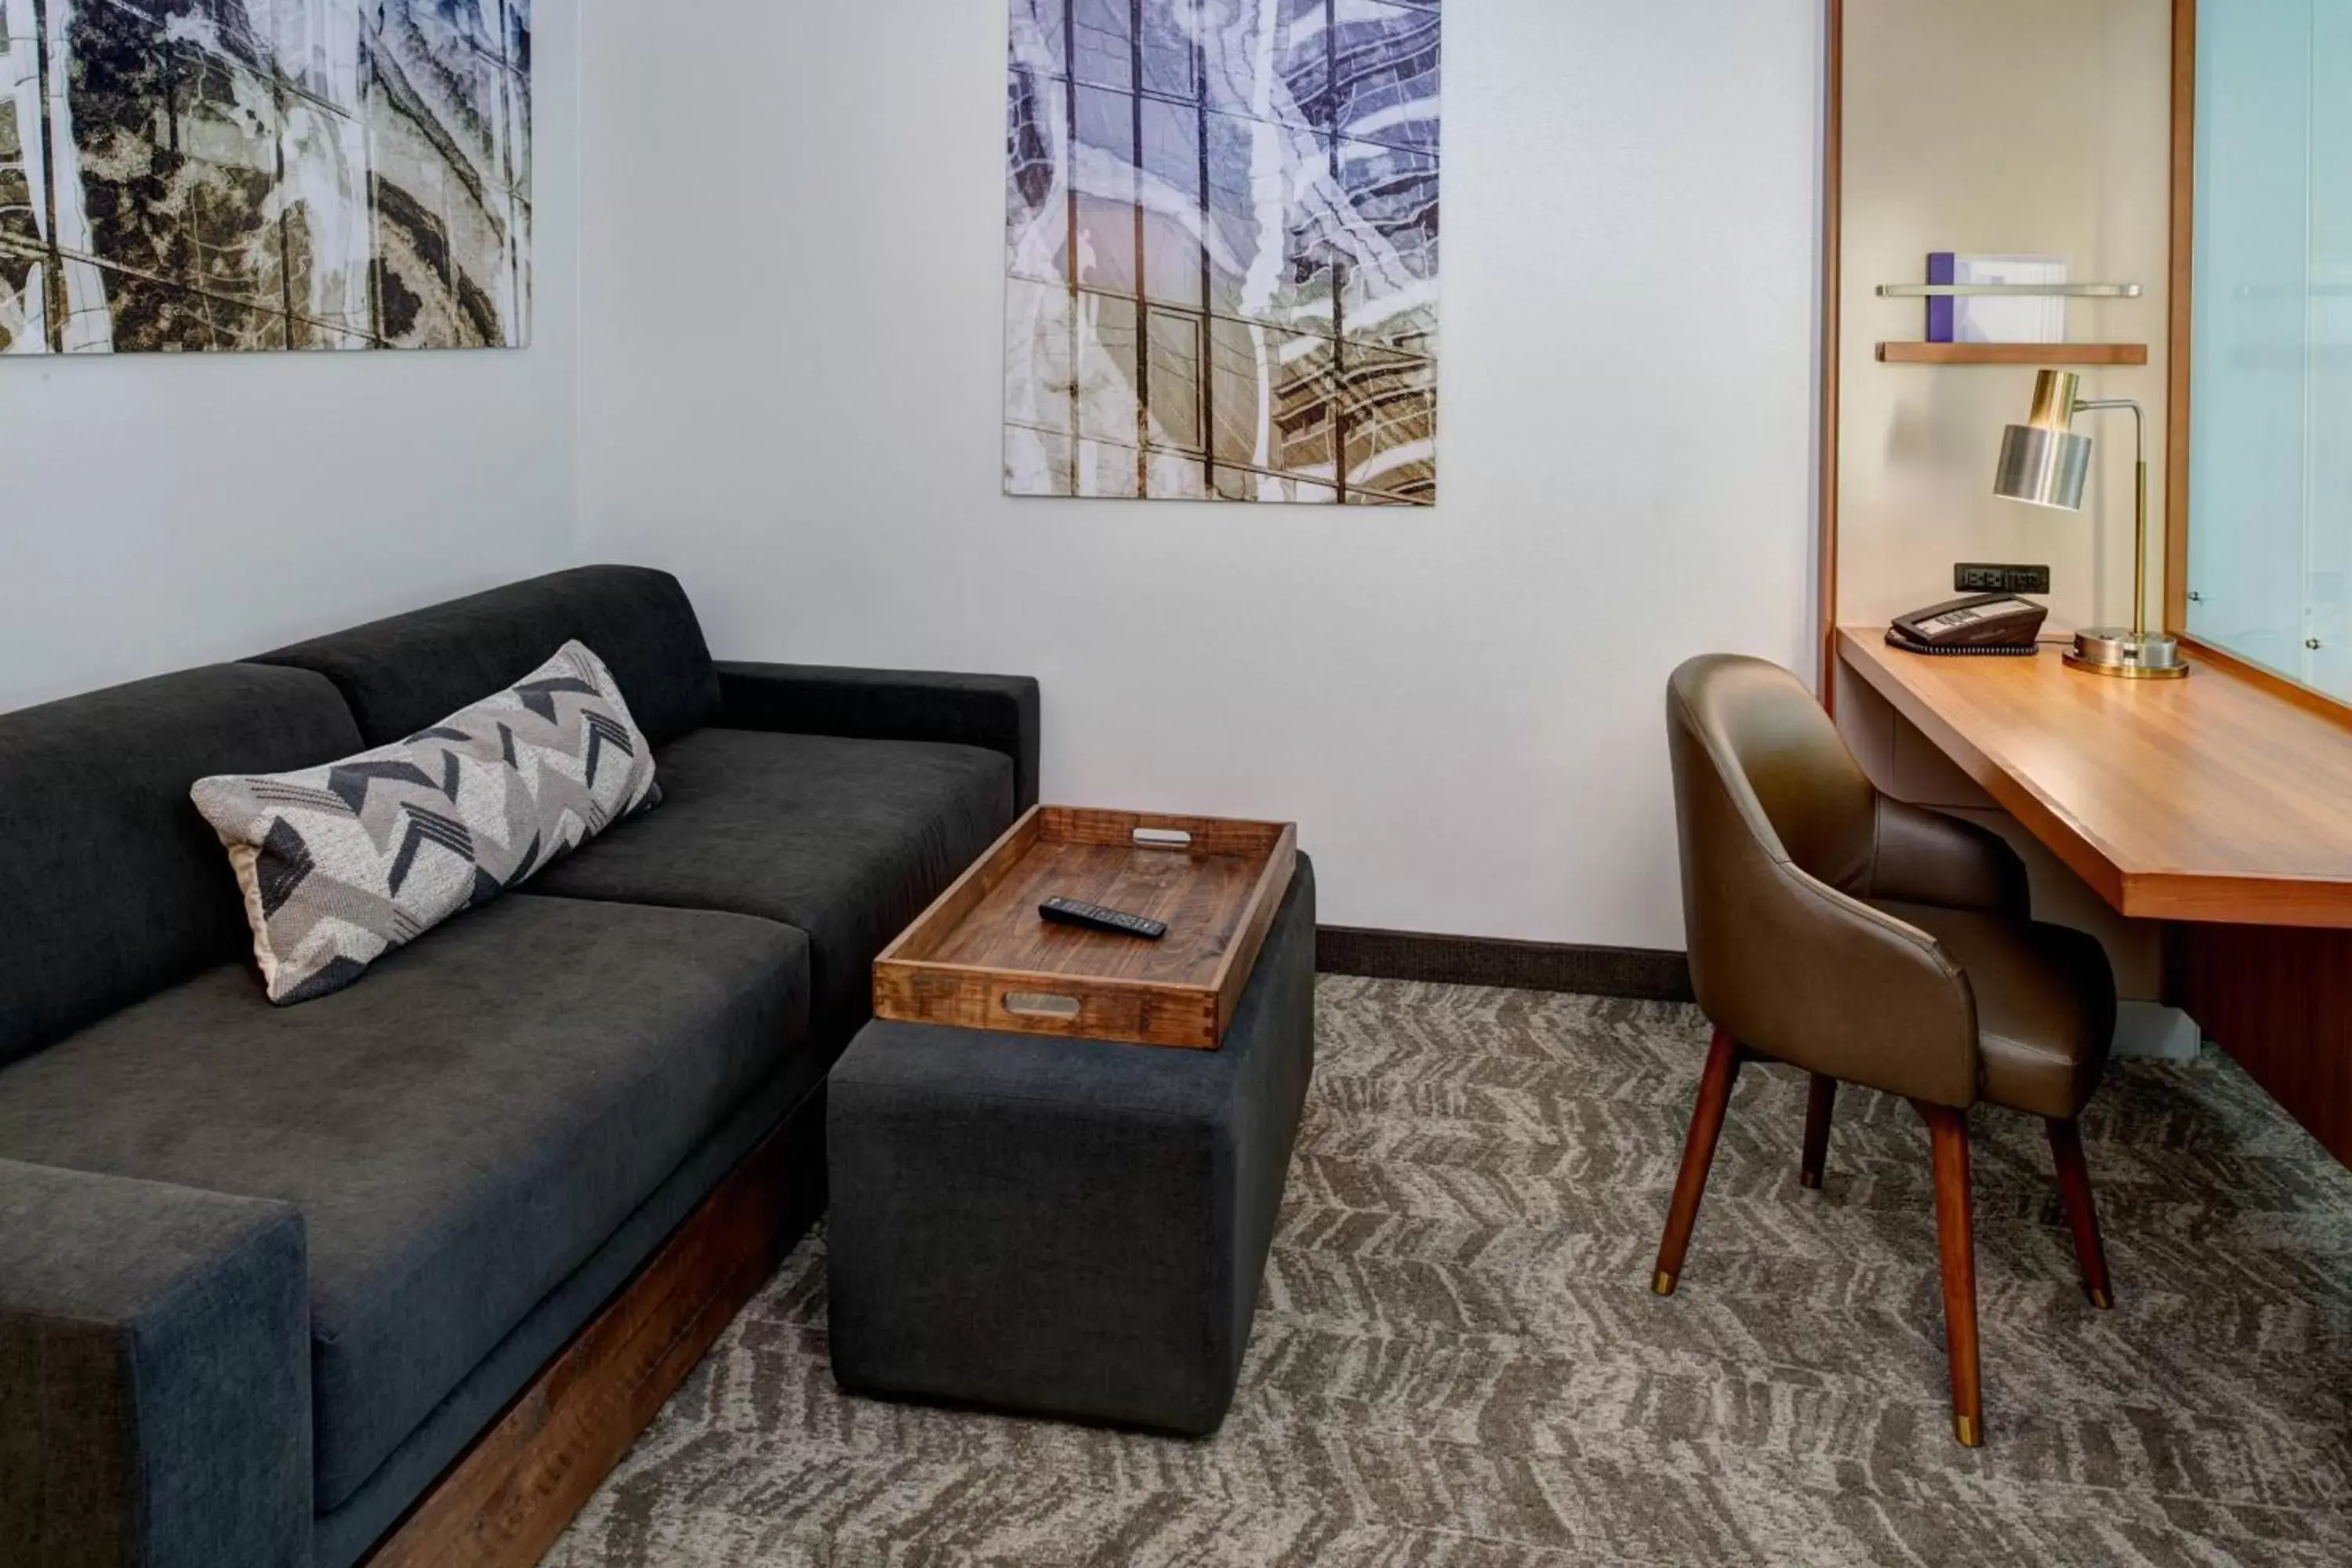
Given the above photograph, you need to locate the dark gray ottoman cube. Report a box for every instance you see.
[827,855,1316,1436]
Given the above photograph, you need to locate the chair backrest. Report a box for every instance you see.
[1667,655,1881,895]
[249,565,721,747]
[0,665,362,1065]
[1665,654,1976,1105]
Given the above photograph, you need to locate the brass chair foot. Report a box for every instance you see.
[2088,1286,2113,1310]
[1651,1270,1677,1297]
[1953,1413,1982,1447]
[1798,1171,1821,1190]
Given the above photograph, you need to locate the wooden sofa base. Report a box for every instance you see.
[361,1107,822,1568]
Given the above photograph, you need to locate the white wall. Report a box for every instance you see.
[0,4,581,716]
[578,0,1824,949]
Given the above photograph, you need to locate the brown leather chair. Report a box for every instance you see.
[1654,654,2118,1447]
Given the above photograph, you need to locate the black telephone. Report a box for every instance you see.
[1887,593,2049,656]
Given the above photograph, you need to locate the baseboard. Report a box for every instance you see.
[1317,925,1696,1003]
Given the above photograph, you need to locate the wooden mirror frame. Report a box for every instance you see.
[1817,0,1843,693]
[2162,0,2195,640]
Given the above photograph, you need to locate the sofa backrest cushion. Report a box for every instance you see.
[249,566,721,749]
[0,665,363,1065]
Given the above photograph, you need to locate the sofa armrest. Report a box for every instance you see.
[0,1160,310,1568]
[716,662,1044,813]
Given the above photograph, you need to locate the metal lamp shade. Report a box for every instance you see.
[1994,423,2093,510]
[1984,367,2187,679]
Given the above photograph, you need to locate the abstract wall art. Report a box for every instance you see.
[0,0,530,354]
[1005,0,1439,505]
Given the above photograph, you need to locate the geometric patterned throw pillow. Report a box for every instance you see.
[191,641,662,1004]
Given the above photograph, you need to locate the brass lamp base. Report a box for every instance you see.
[2062,629,2190,681]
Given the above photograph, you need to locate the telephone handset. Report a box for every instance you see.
[1887,593,2049,657]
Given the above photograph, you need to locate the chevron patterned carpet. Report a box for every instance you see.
[545,978,2352,1567]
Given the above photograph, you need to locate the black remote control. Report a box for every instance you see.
[1039,896,1167,940]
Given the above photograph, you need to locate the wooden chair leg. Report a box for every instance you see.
[1653,1027,1742,1297]
[1917,1102,1984,1447]
[2045,1118,2114,1309]
[1799,1073,1838,1189]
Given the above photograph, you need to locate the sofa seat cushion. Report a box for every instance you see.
[0,894,809,1512]
[527,728,1017,1047]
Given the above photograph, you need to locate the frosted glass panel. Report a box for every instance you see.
[2310,2,2352,698]
[2189,0,2315,682]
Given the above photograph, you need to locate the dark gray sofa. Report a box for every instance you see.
[0,567,1039,1568]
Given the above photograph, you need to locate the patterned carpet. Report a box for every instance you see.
[545,979,2352,1567]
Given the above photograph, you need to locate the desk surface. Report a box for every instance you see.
[1838,627,2352,927]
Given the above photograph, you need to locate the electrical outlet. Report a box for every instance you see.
[1956,564,2052,595]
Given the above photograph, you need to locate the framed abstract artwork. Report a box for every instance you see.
[1005,0,1440,505]
[0,0,531,354]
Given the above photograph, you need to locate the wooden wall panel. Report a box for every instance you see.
[2173,924,2352,1166]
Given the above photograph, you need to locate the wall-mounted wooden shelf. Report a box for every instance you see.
[1876,342,2150,365]
[1876,282,2144,298]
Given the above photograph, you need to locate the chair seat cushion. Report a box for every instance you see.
[525,728,1017,1047]
[1874,901,2117,1119]
[0,894,809,1512]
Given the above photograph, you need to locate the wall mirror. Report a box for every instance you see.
[2178,0,2352,704]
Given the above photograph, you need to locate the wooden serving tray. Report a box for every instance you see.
[873,806,1298,1051]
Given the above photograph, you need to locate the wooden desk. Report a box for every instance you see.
[1838,627,2352,1162]
[1838,628,2352,927]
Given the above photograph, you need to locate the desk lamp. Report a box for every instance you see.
[1992,368,2187,679]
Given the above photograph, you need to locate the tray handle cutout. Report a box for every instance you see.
[1133,826,1193,849]
[1002,991,1083,1020]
